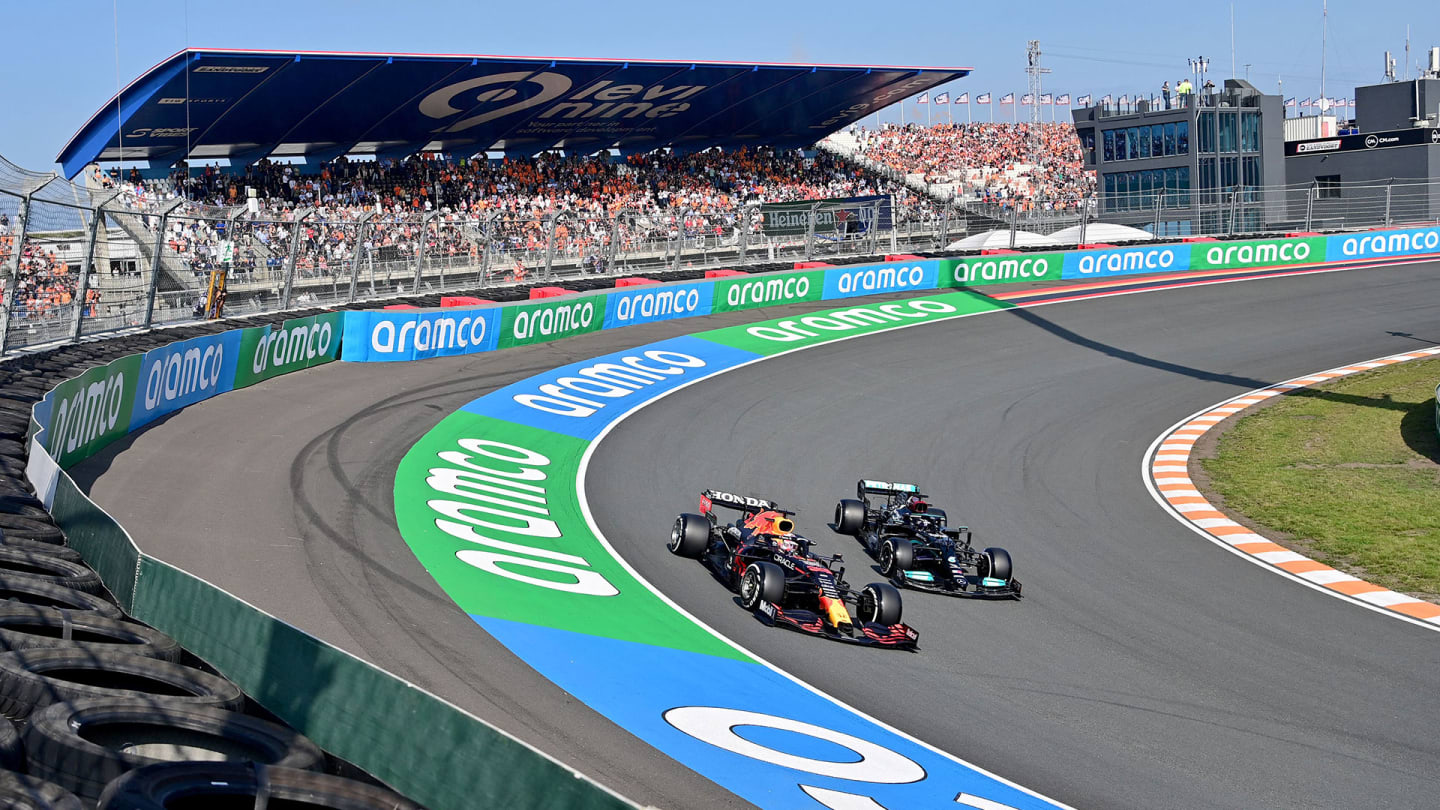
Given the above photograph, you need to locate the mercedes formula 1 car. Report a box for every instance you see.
[834,480,1022,599]
[668,489,919,649]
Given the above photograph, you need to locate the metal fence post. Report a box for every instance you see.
[1384,179,1394,226]
[607,215,621,275]
[672,209,688,272]
[805,201,819,261]
[280,209,311,310]
[479,213,497,288]
[1077,201,1089,246]
[544,214,558,280]
[69,191,119,340]
[1008,206,1019,249]
[142,199,185,329]
[871,200,883,255]
[0,193,34,354]
[348,211,375,303]
[1229,187,1240,234]
[1305,181,1317,231]
[1153,194,1163,235]
[411,211,435,293]
[936,204,950,252]
[736,206,749,265]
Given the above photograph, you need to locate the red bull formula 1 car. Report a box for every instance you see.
[834,480,1022,600]
[668,489,919,649]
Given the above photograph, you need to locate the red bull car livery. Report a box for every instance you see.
[668,489,919,649]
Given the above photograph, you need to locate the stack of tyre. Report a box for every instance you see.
[0,340,424,809]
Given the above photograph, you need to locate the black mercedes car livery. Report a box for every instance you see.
[834,480,1022,599]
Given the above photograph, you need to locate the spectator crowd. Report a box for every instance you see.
[849,122,1094,213]
[2,131,1090,335]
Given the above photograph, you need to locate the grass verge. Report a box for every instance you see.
[1199,356,1440,600]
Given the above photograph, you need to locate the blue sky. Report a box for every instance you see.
[0,0,1431,170]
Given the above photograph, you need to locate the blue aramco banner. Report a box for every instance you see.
[1325,226,1440,261]
[341,307,502,362]
[130,331,242,428]
[602,282,715,329]
[1060,244,1189,279]
[822,260,940,299]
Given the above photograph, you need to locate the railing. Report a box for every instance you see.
[0,156,978,353]
[7,148,1440,353]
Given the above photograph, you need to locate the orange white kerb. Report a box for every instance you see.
[1146,346,1440,629]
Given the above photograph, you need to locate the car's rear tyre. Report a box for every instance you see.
[857,582,903,626]
[739,562,785,611]
[878,537,913,578]
[979,547,1013,581]
[834,499,865,536]
[668,514,710,559]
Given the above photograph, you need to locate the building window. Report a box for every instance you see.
[1080,129,1096,163]
[1242,156,1261,201]
[1151,125,1163,157]
[1218,113,1237,153]
[1316,174,1341,199]
[1177,165,1191,207]
[1177,121,1189,154]
[1128,127,1140,160]
[1139,128,1151,158]
[1104,172,1117,208]
[1220,156,1239,189]
[1104,130,1115,162]
[1241,112,1260,152]
[1164,123,1177,155]
[1198,112,1216,153]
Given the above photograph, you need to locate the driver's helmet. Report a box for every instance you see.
[749,510,800,552]
[906,495,929,514]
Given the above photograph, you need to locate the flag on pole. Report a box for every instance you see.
[1000,93,1015,104]
[917,92,929,104]
[1348,98,1356,107]
[1301,97,1312,107]
[1101,94,1112,105]
[1284,97,1296,107]
[1151,95,1161,107]
[935,92,950,104]
[957,92,969,104]
[1076,94,1090,105]
[1040,93,1053,104]
[1118,94,1129,105]
[1021,93,1034,104]
[976,93,992,103]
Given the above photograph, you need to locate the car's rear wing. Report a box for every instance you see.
[856,479,923,499]
[700,489,794,517]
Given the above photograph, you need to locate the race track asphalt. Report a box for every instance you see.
[78,261,1440,809]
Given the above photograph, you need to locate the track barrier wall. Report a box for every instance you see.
[19,222,1440,809]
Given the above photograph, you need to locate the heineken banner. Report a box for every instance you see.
[759,195,893,237]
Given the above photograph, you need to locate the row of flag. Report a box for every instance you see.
[916,92,1086,105]
[914,93,1357,110]
[1284,97,1355,108]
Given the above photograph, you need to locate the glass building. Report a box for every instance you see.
[1072,79,1285,235]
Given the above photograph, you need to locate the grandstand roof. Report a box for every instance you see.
[57,48,971,178]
